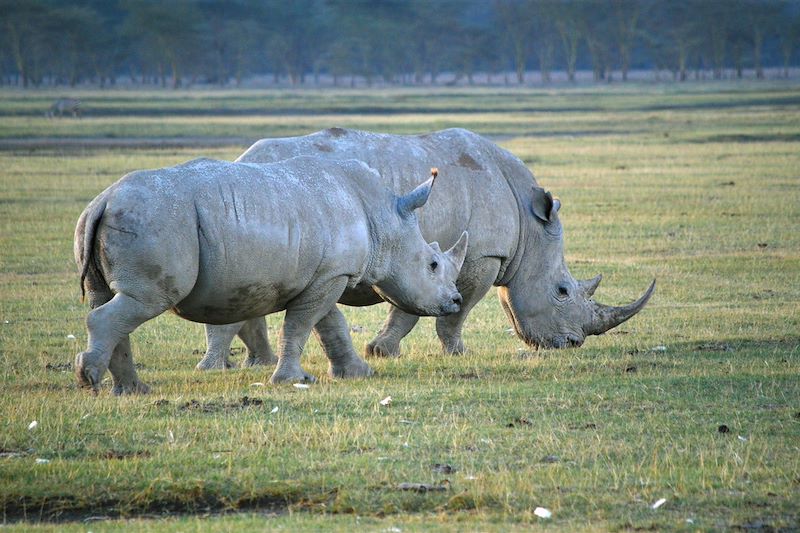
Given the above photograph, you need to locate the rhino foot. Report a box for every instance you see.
[195,354,234,371]
[112,380,151,396]
[269,367,317,384]
[441,338,467,355]
[75,351,104,392]
[365,338,401,358]
[329,358,374,379]
[243,354,278,367]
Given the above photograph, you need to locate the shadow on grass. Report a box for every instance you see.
[2,492,292,524]
[690,133,800,143]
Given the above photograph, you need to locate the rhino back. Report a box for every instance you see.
[238,128,525,265]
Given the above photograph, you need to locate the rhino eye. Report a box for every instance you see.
[557,285,569,297]
[430,260,438,272]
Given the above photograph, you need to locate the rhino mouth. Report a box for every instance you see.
[517,329,584,350]
[373,288,462,317]
[507,317,583,349]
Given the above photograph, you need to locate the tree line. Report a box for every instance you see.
[2,0,799,88]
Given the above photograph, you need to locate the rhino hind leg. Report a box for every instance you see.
[239,317,278,367]
[197,322,243,370]
[313,307,373,379]
[365,310,419,358]
[435,258,501,355]
[76,292,164,393]
[109,336,150,395]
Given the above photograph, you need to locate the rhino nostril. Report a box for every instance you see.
[452,294,462,306]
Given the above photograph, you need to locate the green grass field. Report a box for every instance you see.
[1,83,799,531]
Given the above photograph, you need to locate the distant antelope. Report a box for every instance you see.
[46,97,81,118]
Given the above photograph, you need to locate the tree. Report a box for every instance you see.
[776,5,800,78]
[747,0,781,79]
[583,1,614,81]
[261,0,329,85]
[611,0,641,81]
[495,0,534,84]
[44,5,108,86]
[554,0,583,82]
[701,2,730,79]
[1,0,48,87]
[123,0,205,88]
[529,1,558,83]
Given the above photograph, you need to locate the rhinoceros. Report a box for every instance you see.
[197,127,655,370]
[74,156,468,393]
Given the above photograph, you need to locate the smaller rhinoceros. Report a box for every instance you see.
[74,157,467,393]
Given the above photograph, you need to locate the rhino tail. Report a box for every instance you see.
[77,200,107,303]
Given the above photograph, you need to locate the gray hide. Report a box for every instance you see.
[74,156,467,393]
[197,127,654,370]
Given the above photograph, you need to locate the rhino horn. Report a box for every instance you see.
[445,231,469,270]
[397,175,435,217]
[579,274,602,297]
[584,279,656,336]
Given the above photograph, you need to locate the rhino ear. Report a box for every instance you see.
[530,187,560,224]
[444,231,469,270]
[397,176,434,218]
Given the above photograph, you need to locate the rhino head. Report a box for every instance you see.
[498,186,655,349]
[372,172,468,317]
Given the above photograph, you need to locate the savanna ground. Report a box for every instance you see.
[1,83,799,531]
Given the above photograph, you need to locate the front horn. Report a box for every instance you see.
[579,274,602,297]
[584,280,656,336]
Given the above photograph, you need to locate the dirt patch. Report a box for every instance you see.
[45,362,73,371]
[101,450,152,460]
[178,396,264,413]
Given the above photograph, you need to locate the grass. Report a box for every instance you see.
[0,82,799,531]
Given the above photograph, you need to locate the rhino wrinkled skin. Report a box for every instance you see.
[198,128,654,370]
[74,156,467,393]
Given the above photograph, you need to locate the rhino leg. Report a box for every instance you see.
[197,322,243,370]
[76,292,162,393]
[270,277,349,384]
[313,307,373,379]
[109,336,150,395]
[240,317,278,367]
[435,258,501,355]
[365,309,419,358]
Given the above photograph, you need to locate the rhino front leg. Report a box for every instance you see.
[313,306,373,379]
[365,309,419,357]
[197,322,244,370]
[435,258,501,354]
[239,317,278,367]
[270,277,348,384]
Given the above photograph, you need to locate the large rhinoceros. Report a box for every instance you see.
[197,127,655,370]
[74,156,468,393]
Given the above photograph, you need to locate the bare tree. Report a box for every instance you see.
[776,6,800,78]
[554,0,583,82]
[612,0,641,81]
[1,0,48,87]
[531,1,558,83]
[583,1,614,81]
[495,0,534,84]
